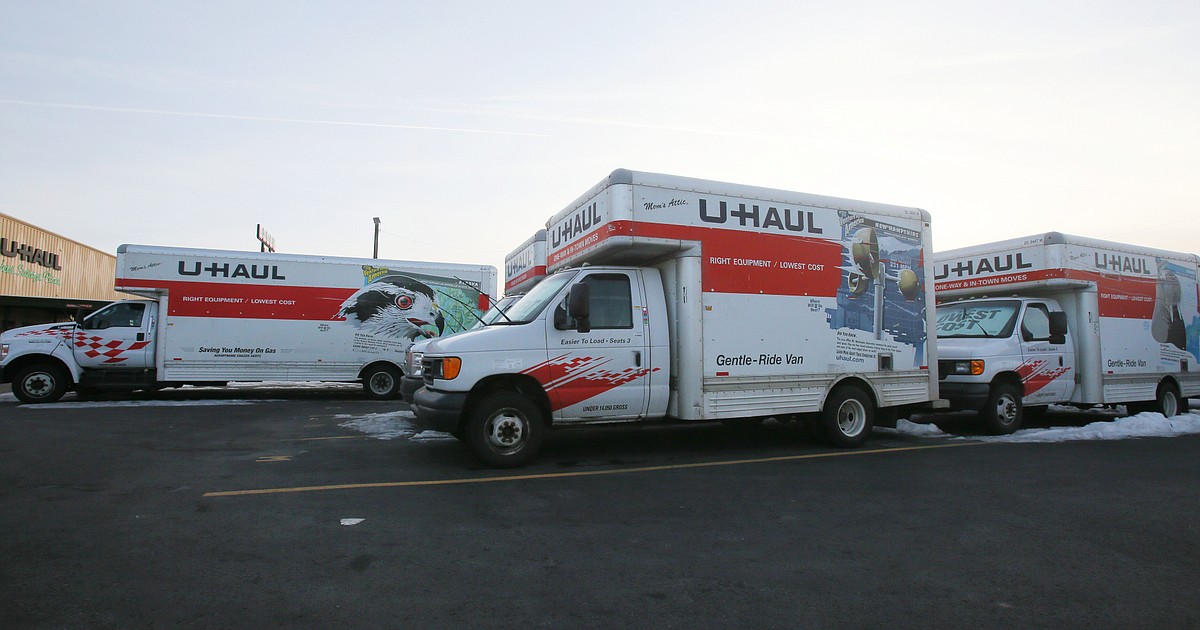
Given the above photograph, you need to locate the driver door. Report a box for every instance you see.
[74,302,155,369]
[544,271,651,421]
[1018,302,1074,404]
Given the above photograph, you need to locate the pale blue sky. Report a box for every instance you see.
[2,1,1197,281]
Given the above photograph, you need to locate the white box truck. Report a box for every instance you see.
[0,245,497,403]
[413,169,940,466]
[401,231,549,403]
[934,232,1200,433]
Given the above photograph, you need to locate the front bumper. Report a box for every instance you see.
[400,375,424,404]
[412,387,469,433]
[939,381,992,411]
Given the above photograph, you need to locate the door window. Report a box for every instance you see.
[85,303,146,329]
[1021,304,1052,341]
[557,274,633,330]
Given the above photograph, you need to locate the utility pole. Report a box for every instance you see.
[372,217,381,259]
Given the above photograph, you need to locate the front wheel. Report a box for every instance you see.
[820,385,874,448]
[362,364,402,400]
[465,391,546,468]
[982,382,1023,435]
[13,363,70,404]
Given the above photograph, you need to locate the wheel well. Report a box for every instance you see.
[463,374,551,430]
[1158,376,1181,395]
[358,360,402,380]
[991,372,1023,394]
[3,354,74,386]
[825,377,878,408]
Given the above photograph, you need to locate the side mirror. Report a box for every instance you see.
[1048,312,1068,345]
[1048,312,1068,336]
[568,283,591,333]
[74,308,87,326]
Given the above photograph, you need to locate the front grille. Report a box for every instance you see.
[422,357,437,384]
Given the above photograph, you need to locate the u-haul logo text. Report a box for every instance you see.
[1093,253,1150,275]
[550,203,601,249]
[178,261,287,280]
[698,199,824,234]
[935,253,1032,280]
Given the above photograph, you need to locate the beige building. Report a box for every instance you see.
[1,213,123,332]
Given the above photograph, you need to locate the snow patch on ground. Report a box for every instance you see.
[220,381,362,390]
[336,410,455,442]
[889,410,1200,443]
[879,419,947,437]
[976,411,1200,443]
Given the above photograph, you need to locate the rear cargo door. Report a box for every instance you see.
[544,270,651,421]
[1018,302,1075,404]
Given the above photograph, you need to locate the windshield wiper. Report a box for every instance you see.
[452,276,513,324]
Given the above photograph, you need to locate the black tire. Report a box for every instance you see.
[1154,383,1181,417]
[465,391,545,468]
[12,363,70,404]
[981,382,1023,435]
[820,385,874,448]
[362,364,402,400]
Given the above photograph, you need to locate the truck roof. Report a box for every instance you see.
[116,244,497,273]
[936,232,1199,265]
[551,169,930,228]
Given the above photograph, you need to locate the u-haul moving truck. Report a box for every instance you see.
[934,232,1199,433]
[413,169,940,466]
[503,229,548,295]
[401,230,549,403]
[0,245,496,403]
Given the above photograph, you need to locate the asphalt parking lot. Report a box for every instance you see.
[1,385,1198,629]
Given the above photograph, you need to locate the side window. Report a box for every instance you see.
[556,273,634,330]
[86,303,145,329]
[1021,304,1051,341]
[586,274,633,329]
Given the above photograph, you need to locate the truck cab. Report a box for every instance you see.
[413,265,670,465]
[1,299,158,403]
[936,297,1073,433]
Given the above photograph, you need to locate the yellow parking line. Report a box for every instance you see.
[204,442,980,498]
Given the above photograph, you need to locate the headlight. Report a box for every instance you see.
[409,352,424,376]
[425,356,462,380]
[0,343,8,362]
[948,360,985,376]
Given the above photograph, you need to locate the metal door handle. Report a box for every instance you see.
[634,351,641,367]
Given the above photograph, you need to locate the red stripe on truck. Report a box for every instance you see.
[551,221,845,298]
[115,277,354,320]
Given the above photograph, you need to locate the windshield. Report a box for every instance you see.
[935,300,1021,339]
[498,270,578,324]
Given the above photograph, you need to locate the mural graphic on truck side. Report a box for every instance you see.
[830,214,928,367]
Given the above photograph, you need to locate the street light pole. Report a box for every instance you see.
[372,217,381,259]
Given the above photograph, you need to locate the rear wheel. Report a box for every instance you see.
[465,391,545,467]
[1154,383,1181,417]
[981,382,1022,435]
[820,385,874,448]
[362,364,401,400]
[13,363,70,404]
